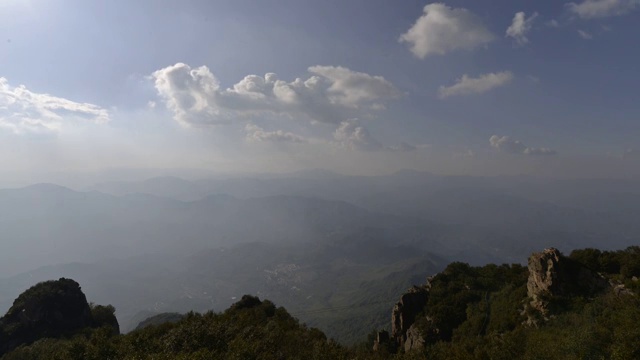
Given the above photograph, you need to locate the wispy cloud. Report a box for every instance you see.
[439,72,513,99]
[245,124,308,144]
[490,135,557,156]
[578,29,594,39]
[0,77,109,134]
[567,0,640,19]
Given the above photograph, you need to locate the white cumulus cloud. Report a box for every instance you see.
[332,120,419,152]
[506,12,538,45]
[333,120,383,151]
[0,77,109,134]
[399,3,494,58]
[567,0,640,18]
[490,135,557,156]
[438,72,513,98]
[244,124,308,144]
[151,63,401,127]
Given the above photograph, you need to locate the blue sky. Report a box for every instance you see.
[0,0,639,182]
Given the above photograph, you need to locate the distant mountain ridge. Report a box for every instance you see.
[2,171,640,348]
[0,184,440,275]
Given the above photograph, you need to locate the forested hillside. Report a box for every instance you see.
[1,247,639,359]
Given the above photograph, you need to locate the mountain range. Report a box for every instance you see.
[1,170,639,342]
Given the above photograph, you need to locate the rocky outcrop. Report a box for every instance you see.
[374,276,445,353]
[527,248,610,317]
[612,284,634,297]
[0,278,93,356]
[391,285,429,346]
[403,324,426,352]
[372,330,389,352]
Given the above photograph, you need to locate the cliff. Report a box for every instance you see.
[526,248,611,318]
[375,247,638,356]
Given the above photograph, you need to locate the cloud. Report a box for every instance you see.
[578,30,594,39]
[523,147,558,156]
[455,150,476,159]
[506,12,538,45]
[333,120,383,151]
[0,77,109,134]
[332,119,419,152]
[152,63,401,127]
[567,0,640,18]
[489,135,557,156]
[244,124,308,144]
[399,3,494,58]
[306,66,401,107]
[527,75,541,83]
[386,142,417,152]
[547,19,561,27]
[438,71,513,98]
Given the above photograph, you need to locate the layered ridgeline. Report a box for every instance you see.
[2,177,640,345]
[1,247,639,359]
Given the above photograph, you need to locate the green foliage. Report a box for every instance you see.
[397,248,640,360]
[1,295,358,360]
[413,262,528,343]
[0,278,95,356]
[2,248,640,360]
[133,312,184,331]
[570,246,640,278]
[4,278,86,319]
[90,304,120,335]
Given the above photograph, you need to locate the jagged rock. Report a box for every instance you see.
[527,248,610,317]
[0,278,93,356]
[613,284,634,297]
[372,330,389,351]
[404,324,426,352]
[390,284,429,351]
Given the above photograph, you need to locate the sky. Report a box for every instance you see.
[1,0,639,184]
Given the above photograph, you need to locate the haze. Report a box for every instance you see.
[0,0,639,343]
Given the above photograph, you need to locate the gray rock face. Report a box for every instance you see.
[372,330,389,352]
[527,248,610,317]
[613,284,634,297]
[404,324,426,352]
[390,284,429,351]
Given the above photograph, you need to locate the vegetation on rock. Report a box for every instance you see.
[375,246,640,359]
[0,278,118,357]
[1,247,639,359]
